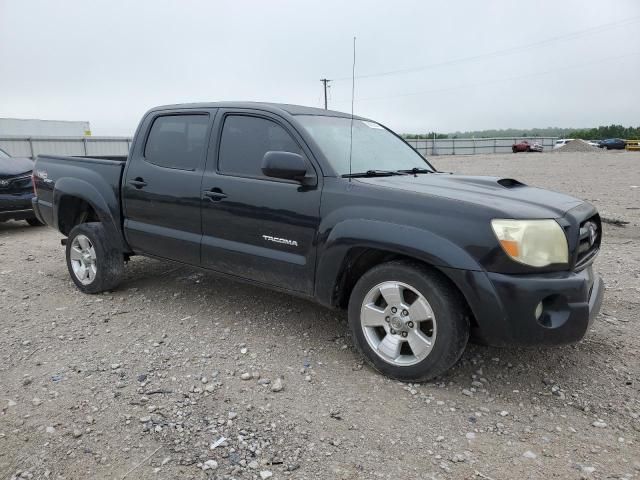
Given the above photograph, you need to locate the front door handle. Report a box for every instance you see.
[203,188,227,201]
[128,177,147,189]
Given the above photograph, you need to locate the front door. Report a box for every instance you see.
[122,111,213,264]
[200,110,322,294]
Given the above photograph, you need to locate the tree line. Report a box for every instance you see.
[403,125,640,140]
[566,125,640,140]
[403,132,449,139]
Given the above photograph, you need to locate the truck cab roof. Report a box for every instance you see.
[147,102,366,120]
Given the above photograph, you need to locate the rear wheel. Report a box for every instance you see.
[348,261,469,382]
[66,222,123,294]
[26,217,44,227]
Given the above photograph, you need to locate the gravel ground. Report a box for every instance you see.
[1,150,639,480]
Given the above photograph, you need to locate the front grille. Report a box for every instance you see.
[0,174,32,193]
[575,214,601,270]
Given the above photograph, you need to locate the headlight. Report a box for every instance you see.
[491,219,568,267]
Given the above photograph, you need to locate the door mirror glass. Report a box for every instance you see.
[261,151,307,181]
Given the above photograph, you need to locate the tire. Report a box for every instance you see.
[512,147,518,153]
[65,222,124,294]
[347,260,469,382]
[26,217,44,227]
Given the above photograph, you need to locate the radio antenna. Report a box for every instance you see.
[348,36,356,182]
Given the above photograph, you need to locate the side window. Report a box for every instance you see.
[144,114,209,170]
[218,115,302,178]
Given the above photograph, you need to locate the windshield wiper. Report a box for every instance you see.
[396,167,433,175]
[342,169,406,178]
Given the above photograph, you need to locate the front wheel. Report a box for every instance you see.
[66,222,124,294]
[348,261,469,382]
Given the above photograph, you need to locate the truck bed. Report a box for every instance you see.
[32,154,128,249]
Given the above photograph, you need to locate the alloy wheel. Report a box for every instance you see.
[360,281,437,366]
[69,234,97,285]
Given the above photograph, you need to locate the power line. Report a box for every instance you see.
[320,78,332,109]
[332,16,640,82]
[342,51,640,103]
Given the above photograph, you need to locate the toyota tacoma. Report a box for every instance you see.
[31,102,604,381]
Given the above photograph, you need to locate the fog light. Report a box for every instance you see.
[534,302,543,320]
[535,295,570,329]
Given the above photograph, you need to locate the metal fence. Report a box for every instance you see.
[0,136,132,159]
[1,135,559,159]
[404,137,558,156]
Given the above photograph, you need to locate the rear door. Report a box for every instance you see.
[200,109,322,294]
[122,110,214,264]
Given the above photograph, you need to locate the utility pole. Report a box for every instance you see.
[320,78,331,109]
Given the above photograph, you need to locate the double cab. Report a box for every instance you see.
[32,102,604,381]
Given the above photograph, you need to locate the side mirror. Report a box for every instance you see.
[261,151,308,181]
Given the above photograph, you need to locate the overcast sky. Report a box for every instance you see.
[1,0,639,136]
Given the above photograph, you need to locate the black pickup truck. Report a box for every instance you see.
[32,102,604,381]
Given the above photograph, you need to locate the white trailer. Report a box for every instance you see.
[0,118,91,137]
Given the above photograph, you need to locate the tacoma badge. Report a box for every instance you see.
[262,235,298,247]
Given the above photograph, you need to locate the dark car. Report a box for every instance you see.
[0,147,43,226]
[32,102,603,381]
[598,138,626,150]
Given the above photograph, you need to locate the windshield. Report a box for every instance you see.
[0,148,9,159]
[297,115,433,175]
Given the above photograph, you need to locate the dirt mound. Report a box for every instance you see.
[554,139,600,153]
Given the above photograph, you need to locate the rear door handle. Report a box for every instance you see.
[128,177,147,189]
[203,188,227,201]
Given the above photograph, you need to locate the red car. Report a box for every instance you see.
[512,140,543,153]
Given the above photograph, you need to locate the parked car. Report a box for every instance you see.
[598,138,626,150]
[0,147,43,226]
[32,102,603,381]
[512,140,543,153]
[553,139,574,149]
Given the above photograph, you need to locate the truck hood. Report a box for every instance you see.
[356,173,584,218]
[0,156,34,177]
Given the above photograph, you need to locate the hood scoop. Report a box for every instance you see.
[497,178,526,188]
[439,175,527,189]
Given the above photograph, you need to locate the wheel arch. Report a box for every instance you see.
[315,220,482,319]
[56,195,99,236]
[53,177,127,252]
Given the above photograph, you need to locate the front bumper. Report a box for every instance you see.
[0,192,35,221]
[443,265,604,346]
[0,208,34,222]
